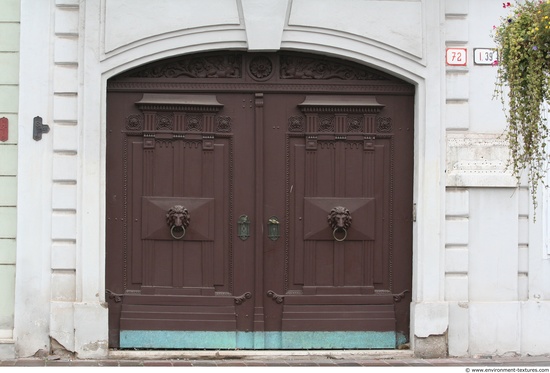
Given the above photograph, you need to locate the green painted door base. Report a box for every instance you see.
[120,331,407,349]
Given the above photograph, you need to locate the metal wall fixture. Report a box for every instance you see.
[327,206,352,242]
[267,216,280,241]
[33,116,50,141]
[0,117,8,142]
[166,205,190,240]
[237,215,250,241]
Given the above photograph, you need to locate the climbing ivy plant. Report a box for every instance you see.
[493,0,550,212]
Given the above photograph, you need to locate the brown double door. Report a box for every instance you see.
[106,52,414,349]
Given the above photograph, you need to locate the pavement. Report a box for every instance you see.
[2,350,550,367]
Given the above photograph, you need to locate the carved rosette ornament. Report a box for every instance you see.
[318,115,335,132]
[156,113,174,130]
[216,116,232,132]
[377,117,392,132]
[288,116,305,132]
[248,55,274,81]
[186,115,202,131]
[347,116,364,132]
[126,114,143,131]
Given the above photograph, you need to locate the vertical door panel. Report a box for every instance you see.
[261,93,411,346]
[106,92,256,348]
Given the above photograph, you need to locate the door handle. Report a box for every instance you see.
[237,215,251,241]
[166,205,190,239]
[328,206,352,241]
[267,216,280,241]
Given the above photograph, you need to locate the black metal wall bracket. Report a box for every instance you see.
[33,116,50,141]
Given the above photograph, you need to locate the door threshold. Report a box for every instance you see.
[109,349,414,361]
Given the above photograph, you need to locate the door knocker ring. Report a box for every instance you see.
[328,206,352,242]
[333,227,348,242]
[166,205,190,240]
[171,225,186,240]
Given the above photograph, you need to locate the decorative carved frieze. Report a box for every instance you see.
[128,115,232,136]
[126,54,243,78]
[291,95,389,137]
[130,94,232,141]
[280,55,388,80]
[113,52,407,90]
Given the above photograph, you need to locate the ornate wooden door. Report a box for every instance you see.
[106,52,413,349]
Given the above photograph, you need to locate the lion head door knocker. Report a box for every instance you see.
[328,206,352,242]
[166,205,190,240]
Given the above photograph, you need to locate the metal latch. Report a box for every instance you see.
[267,216,280,241]
[237,215,250,241]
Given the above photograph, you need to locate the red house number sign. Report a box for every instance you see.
[0,117,8,142]
[446,48,467,66]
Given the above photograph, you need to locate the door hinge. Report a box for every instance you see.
[234,292,252,305]
[412,203,417,222]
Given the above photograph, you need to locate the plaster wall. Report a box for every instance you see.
[443,0,550,357]
[12,0,550,359]
[0,0,20,360]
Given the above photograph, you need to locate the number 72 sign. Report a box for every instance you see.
[446,48,467,66]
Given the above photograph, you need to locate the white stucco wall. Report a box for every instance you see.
[443,0,550,357]
[0,0,19,360]
[11,0,550,358]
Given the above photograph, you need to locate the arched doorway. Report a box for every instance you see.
[105,51,414,349]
